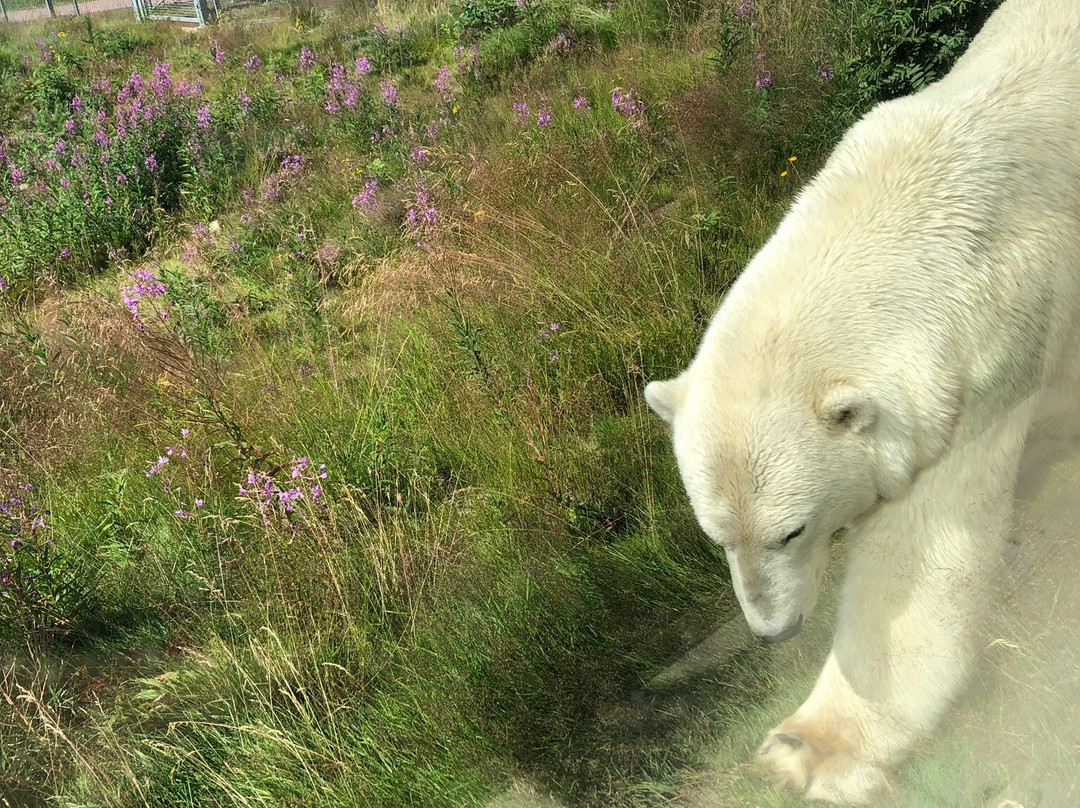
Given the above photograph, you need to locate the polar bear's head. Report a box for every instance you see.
[645,369,903,643]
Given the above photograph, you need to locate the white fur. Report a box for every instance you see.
[645,0,1080,802]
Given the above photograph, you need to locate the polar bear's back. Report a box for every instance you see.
[943,0,1080,88]
[696,0,1080,437]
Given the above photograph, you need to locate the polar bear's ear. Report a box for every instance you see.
[645,377,687,425]
[819,385,876,433]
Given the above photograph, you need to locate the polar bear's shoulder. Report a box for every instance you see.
[936,0,1080,93]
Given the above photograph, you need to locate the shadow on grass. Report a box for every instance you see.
[463,541,771,808]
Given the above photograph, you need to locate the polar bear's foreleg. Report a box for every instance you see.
[757,398,1037,804]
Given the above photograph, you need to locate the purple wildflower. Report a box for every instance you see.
[435,65,452,102]
[315,242,340,265]
[754,52,773,88]
[146,455,169,477]
[244,54,262,72]
[612,87,643,116]
[352,179,379,212]
[513,99,530,125]
[537,108,552,127]
[280,154,307,174]
[196,105,211,130]
[380,80,398,106]
[121,265,167,328]
[299,46,315,71]
[406,184,438,246]
[291,457,310,479]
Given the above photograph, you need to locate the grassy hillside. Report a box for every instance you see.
[0,1,999,806]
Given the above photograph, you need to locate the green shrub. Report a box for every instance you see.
[452,0,520,38]
[471,0,615,82]
[844,0,1002,109]
[92,27,143,58]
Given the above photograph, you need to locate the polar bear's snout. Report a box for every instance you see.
[726,546,818,643]
[758,614,803,644]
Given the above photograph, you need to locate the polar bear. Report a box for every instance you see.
[644,0,1080,803]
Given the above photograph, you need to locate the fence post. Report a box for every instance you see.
[72,0,79,14]
[44,0,55,15]
[0,0,7,23]
[195,0,215,24]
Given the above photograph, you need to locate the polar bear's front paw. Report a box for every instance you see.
[757,718,889,805]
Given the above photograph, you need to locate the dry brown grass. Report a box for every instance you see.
[0,288,153,478]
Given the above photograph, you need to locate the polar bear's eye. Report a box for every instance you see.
[778,525,805,548]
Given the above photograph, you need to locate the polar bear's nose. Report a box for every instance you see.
[757,614,803,644]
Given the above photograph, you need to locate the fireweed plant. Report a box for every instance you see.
[0,484,93,645]
[143,426,329,531]
[0,56,244,282]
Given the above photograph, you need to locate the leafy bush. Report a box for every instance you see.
[471,0,615,82]
[845,0,1002,107]
[92,27,142,58]
[452,0,520,38]
[352,22,433,72]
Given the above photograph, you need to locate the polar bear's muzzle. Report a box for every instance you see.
[756,614,803,644]
[726,542,827,643]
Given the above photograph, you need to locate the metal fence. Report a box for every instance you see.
[132,0,214,24]
[0,0,213,23]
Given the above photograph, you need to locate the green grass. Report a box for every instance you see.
[0,1,1010,806]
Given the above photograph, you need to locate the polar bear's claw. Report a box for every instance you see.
[758,721,887,805]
